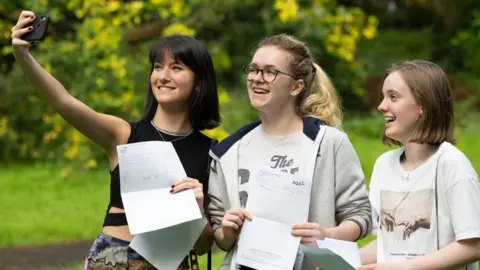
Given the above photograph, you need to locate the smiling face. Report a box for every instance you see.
[150,51,196,107]
[246,45,304,114]
[378,71,423,144]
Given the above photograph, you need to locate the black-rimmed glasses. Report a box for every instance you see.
[243,65,295,83]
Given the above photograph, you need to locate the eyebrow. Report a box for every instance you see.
[250,63,278,69]
[154,60,184,66]
[381,89,402,97]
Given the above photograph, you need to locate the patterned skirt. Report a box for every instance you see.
[84,233,191,270]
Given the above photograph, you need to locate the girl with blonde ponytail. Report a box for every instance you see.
[206,34,371,270]
[301,62,343,130]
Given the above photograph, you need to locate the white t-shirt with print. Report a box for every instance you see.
[369,142,480,270]
[237,125,314,208]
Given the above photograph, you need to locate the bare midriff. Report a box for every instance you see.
[102,206,134,241]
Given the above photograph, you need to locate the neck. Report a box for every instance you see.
[151,103,192,134]
[401,142,439,170]
[258,105,302,136]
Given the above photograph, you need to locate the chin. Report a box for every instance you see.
[155,92,184,103]
[384,131,405,144]
[250,100,269,111]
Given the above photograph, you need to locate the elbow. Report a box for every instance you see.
[458,238,480,261]
[470,238,480,260]
[196,243,213,256]
[194,223,214,255]
[195,242,213,256]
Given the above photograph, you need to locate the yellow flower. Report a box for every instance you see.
[163,23,196,36]
[219,90,230,105]
[275,0,298,22]
[84,159,98,169]
[106,1,120,12]
[151,0,165,5]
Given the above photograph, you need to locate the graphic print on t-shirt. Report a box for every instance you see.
[379,188,434,258]
[238,154,299,208]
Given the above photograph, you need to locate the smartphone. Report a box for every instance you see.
[21,14,50,41]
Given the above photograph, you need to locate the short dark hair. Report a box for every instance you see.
[141,34,221,130]
[381,60,456,146]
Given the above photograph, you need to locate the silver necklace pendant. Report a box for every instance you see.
[150,121,192,143]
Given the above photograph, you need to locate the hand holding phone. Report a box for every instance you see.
[11,11,49,51]
[21,14,49,41]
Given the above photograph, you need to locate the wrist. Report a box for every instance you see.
[12,47,32,63]
[218,227,237,250]
[13,46,29,56]
[323,227,334,239]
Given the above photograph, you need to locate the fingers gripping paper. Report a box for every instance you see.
[117,141,205,270]
[117,141,202,234]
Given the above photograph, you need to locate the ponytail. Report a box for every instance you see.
[257,34,343,129]
[301,63,343,130]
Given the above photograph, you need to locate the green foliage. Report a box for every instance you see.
[356,29,432,76]
[448,10,480,102]
[0,0,377,169]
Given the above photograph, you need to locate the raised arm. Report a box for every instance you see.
[11,11,130,158]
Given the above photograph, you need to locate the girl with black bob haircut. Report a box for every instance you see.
[11,11,220,270]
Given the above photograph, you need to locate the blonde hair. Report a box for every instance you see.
[257,34,343,129]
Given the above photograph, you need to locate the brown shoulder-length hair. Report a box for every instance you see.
[381,60,456,146]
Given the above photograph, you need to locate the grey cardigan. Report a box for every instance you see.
[207,117,372,270]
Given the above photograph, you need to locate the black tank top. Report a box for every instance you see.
[103,120,214,227]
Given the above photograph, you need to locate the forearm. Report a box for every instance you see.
[213,227,236,251]
[325,220,361,241]
[401,238,480,270]
[359,240,377,265]
[13,48,70,108]
[194,222,214,255]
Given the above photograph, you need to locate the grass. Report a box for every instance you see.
[0,163,109,247]
[1,116,479,269]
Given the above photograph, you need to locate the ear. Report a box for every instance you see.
[291,79,305,97]
[195,81,200,92]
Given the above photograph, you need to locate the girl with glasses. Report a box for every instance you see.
[207,34,372,270]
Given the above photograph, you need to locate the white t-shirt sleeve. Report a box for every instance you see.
[447,177,480,240]
[442,152,480,241]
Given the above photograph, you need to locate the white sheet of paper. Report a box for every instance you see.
[236,168,311,270]
[130,217,207,270]
[117,141,202,234]
[299,238,360,270]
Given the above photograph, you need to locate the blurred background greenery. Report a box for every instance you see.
[0,0,479,269]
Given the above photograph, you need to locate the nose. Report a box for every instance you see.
[252,70,265,83]
[377,98,388,112]
[158,69,170,82]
